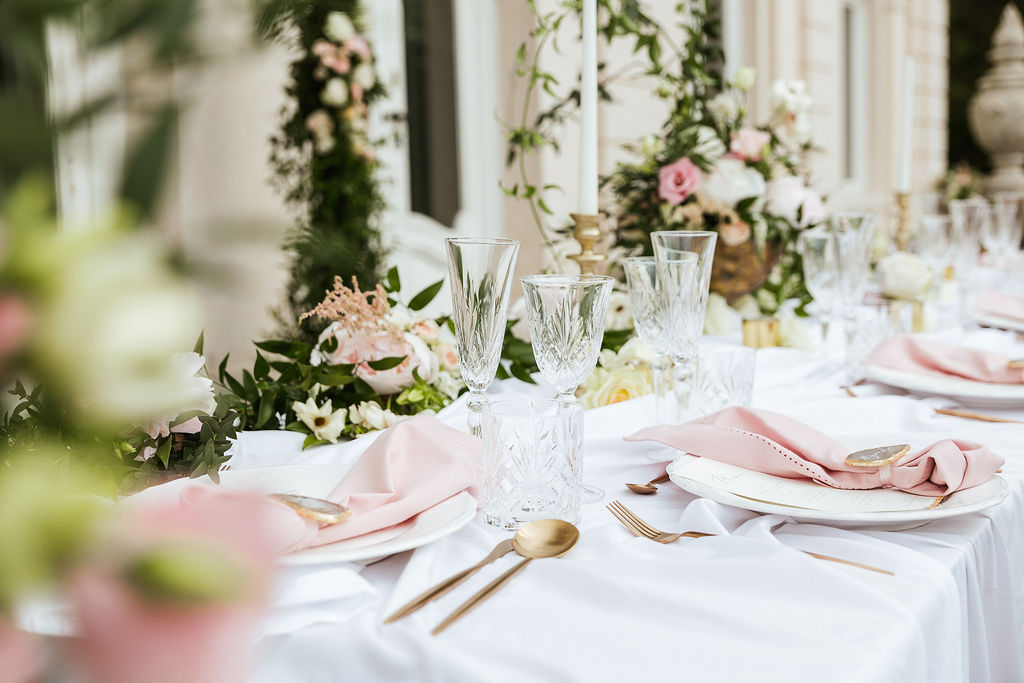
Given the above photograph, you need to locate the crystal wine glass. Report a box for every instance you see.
[445,237,520,437]
[622,256,680,425]
[797,228,841,346]
[949,198,988,304]
[520,273,613,501]
[650,231,717,415]
[988,193,1024,271]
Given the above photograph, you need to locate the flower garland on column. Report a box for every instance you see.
[263,2,386,340]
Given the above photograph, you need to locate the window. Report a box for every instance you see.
[403,0,460,226]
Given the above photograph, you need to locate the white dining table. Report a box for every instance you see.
[236,326,1024,683]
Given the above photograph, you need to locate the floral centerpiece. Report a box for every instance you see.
[609,3,823,314]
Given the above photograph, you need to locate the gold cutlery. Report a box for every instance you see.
[626,472,671,495]
[606,500,893,576]
[431,519,580,635]
[933,408,1024,424]
[384,538,516,623]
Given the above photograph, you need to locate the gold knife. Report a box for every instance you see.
[383,538,515,623]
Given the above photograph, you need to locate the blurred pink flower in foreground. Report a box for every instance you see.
[68,487,290,683]
[0,294,32,370]
[0,619,44,683]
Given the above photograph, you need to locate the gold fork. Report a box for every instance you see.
[606,500,894,576]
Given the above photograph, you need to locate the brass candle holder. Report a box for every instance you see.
[895,191,912,251]
[568,212,606,275]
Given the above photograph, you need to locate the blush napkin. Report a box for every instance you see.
[974,291,1024,322]
[625,406,1003,497]
[183,414,480,553]
[865,334,1024,384]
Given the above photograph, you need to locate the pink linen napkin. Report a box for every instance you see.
[181,414,480,553]
[625,406,1003,497]
[973,291,1024,322]
[865,335,1024,384]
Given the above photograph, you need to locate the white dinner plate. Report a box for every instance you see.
[667,455,1008,530]
[123,463,478,566]
[863,363,1024,408]
[969,308,1024,333]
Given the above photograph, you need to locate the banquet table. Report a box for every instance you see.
[234,326,1024,683]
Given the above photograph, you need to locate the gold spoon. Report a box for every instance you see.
[431,519,580,635]
[625,472,671,495]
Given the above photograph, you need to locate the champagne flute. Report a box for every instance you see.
[445,237,520,437]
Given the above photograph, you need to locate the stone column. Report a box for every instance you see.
[968,4,1024,196]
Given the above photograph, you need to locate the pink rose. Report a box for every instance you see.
[729,128,771,161]
[719,221,752,246]
[313,323,438,395]
[658,157,702,205]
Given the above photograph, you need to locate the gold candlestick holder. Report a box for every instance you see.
[895,191,912,251]
[568,212,606,275]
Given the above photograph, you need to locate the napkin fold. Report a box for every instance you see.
[865,335,1024,384]
[182,414,480,553]
[625,406,1003,497]
[973,291,1024,322]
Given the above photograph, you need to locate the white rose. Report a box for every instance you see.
[762,177,823,227]
[733,66,756,91]
[702,158,766,209]
[707,92,740,127]
[733,294,762,319]
[704,292,740,335]
[583,366,652,409]
[353,63,375,91]
[324,11,356,42]
[878,252,932,301]
[616,337,654,365]
[693,125,726,161]
[778,312,819,351]
[321,78,349,107]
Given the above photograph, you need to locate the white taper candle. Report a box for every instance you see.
[579,0,599,214]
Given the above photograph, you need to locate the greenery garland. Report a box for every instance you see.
[258,1,387,340]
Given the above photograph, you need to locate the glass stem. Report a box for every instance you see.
[652,354,676,425]
[672,357,697,418]
[466,389,487,438]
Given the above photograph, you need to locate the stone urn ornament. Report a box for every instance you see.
[968,4,1024,196]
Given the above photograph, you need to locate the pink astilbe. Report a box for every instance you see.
[301,277,401,342]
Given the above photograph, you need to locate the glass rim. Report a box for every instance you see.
[484,397,583,417]
[444,237,521,246]
[520,273,614,285]
[651,230,718,239]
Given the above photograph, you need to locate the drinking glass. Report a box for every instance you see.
[829,212,875,310]
[650,231,717,416]
[694,344,756,416]
[622,256,676,425]
[798,229,841,345]
[445,237,520,437]
[949,198,988,294]
[481,398,582,530]
[915,214,953,278]
[987,193,1024,269]
[520,273,613,502]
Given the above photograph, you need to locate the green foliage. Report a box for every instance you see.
[257,0,388,341]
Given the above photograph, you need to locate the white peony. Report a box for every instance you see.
[321,78,349,107]
[324,11,356,42]
[733,66,756,91]
[292,397,347,443]
[701,158,766,209]
[762,177,824,227]
[704,292,741,335]
[878,252,932,301]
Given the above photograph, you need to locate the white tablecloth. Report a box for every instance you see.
[237,328,1024,683]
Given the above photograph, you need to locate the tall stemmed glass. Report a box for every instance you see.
[445,237,520,437]
[829,212,876,333]
[987,193,1024,271]
[520,273,613,501]
[949,198,988,306]
[650,231,717,416]
[798,229,841,347]
[622,256,684,425]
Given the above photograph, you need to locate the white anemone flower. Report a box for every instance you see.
[292,398,347,443]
